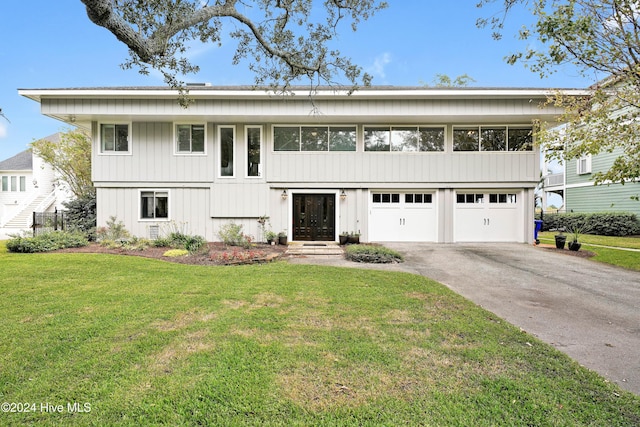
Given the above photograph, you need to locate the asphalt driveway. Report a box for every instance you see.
[290,243,640,395]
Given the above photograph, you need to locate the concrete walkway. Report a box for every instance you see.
[288,243,640,395]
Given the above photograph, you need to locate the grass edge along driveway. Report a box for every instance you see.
[1,247,639,426]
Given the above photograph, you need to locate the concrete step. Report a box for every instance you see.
[286,242,344,256]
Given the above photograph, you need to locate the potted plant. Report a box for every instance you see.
[265,230,277,245]
[339,231,349,245]
[554,228,566,249]
[278,231,288,245]
[347,231,360,244]
[568,222,589,251]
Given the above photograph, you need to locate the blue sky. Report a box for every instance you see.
[0,1,597,161]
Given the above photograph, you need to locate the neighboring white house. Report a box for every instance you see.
[0,133,72,238]
[19,86,584,244]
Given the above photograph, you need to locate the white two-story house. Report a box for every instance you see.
[20,86,581,244]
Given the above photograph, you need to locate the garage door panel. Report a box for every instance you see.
[454,191,523,242]
[369,191,438,242]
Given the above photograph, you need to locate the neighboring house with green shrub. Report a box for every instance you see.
[0,133,72,238]
[21,86,585,244]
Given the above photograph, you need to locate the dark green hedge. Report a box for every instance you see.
[537,212,640,236]
[6,231,89,253]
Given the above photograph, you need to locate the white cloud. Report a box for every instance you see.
[367,52,392,80]
[0,122,7,139]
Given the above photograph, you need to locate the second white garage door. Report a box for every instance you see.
[454,191,523,242]
[369,191,438,242]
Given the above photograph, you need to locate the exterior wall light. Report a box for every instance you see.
[281,189,288,200]
[340,189,347,201]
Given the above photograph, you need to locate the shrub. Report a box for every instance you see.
[97,216,131,242]
[217,222,253,248]
[345,244,404,264]
[63,194,97,241]
[539,212,640,236]
[6,231,88,253]
[163,249,189,257]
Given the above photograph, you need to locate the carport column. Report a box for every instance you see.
[441,188,454,243]
[524,188,535,244]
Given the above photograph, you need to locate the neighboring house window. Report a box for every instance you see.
[140,191,169,220]
[365,126,445,152]
[176,124,205,154]
[577,155,592,175]
[273,126,357,151]
[10,176,16,192]
[219,126,235,177]
[1,176,7,191]
[246,126,262,177]
[19,176,26,192]
[454,126,533,151]
[100,123,130,153]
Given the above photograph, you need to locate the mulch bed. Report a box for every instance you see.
[55,242,289,266]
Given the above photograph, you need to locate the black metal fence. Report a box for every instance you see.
[32,210,67,236]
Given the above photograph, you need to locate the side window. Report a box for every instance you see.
[247,126,262,177]
[577,155,592,175]
[19,176,26,192]
[219,126,235,177]
[141,191,169,220]
[100,123,130,153]
[453,128,479,151]
[176,124,205,154]
[1,176,7,191]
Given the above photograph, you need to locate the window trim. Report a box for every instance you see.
[174,122,207,155]
[218,125,236,178]
[139,189,170,221]
[245,125,263,178]
[577,155,592,175]
[98,122,132,155]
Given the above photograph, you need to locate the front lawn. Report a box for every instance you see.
[1,248,638,426]
[538,232,640,271]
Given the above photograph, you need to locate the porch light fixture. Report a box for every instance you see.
[281,189,288,200]
[340,189,347,201]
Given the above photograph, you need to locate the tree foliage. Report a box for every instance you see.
[80,0,387,104]
[477,0,640,184]
[30,129,94,198]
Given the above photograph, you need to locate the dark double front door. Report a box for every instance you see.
[293,194,336,241]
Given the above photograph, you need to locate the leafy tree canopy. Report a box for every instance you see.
[30,129,94,199]
[477,0,640,185]
[80,0,387,104]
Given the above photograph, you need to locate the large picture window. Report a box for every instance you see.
[219,126,235,177]
[176,124,205,153]
[274,126,356,151]
[454,126,533,151]
[100,123,129,153]
[365,126,444,152]
[140,191,168,219]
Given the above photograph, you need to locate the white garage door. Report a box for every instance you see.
[369,191,438,242]
[454,191,523,242]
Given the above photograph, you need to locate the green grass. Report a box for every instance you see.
[538,232,640,271]
[1,246,639,426]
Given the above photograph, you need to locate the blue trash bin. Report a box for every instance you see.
[534,220,543,243]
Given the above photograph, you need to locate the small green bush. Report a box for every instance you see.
[96,216,131,242]
[163,249,189,257]
[539,212,640,236]
[217,222,253,248]
[6,231,89,253]
[345,244,403,263]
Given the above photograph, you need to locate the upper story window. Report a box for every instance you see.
[453,126,533,151]
[176,124,205,154]
[100,123,130,154]
[1,176,26,192]
[219,126,235,177]
[364,126,445,152]
[577,155,592,175]
[246,126,262,177]
[273,126,357,152]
